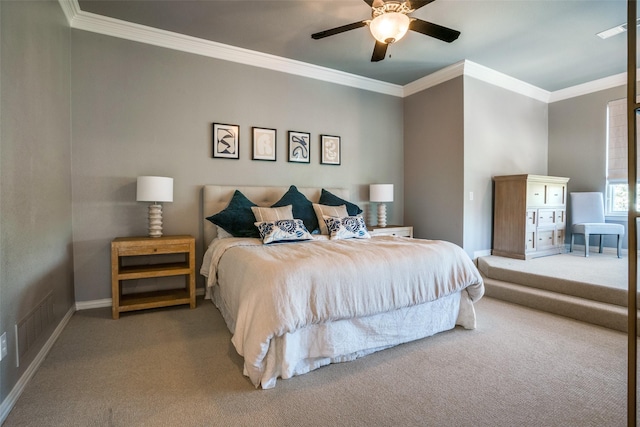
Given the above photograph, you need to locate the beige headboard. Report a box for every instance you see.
[202,185,349,246]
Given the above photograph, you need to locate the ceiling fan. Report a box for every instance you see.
[311,0,460,62]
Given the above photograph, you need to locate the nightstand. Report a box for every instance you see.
[111,235,195,319]
[369,225,413,238]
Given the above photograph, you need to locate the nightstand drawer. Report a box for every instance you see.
[117,243,191,256]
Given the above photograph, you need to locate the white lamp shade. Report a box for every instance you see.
[136,176,174,203]
[369,184,394,202]
[369,12,410,44]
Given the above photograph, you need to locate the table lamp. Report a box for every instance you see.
[136,176,173,237]
[369,184,394,227]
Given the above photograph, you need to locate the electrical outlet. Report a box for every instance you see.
[0,332,7,361]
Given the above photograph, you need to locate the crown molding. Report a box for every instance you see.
[548,72,629,103]
[463,61,551,102]
[403,61,466,97]
[60,0,403,97]
[403,60,551,102]
[57,0,80,26]
[59,0,629,103]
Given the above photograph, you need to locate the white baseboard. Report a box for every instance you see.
[568,243,628,256]
[473,249,492,259]
[0,305,75,425]
[75,288,206,311]
[75,298,111,310]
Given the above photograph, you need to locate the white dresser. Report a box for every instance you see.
[492,174,569,260]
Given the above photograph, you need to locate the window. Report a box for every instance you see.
[606,98,639,214]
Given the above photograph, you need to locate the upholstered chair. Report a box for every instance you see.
[569,192,625,258]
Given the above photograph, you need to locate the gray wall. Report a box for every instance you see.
[0,0,74,406]
[404,76,548,258]
[549,84,627,248]
[404,77,464,246]
[463,76,549,257]
[71,30,404,302]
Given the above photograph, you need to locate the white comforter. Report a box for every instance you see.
[201,236,484,387]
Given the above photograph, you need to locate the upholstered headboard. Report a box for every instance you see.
[202,185,349,247]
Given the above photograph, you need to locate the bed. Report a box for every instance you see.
[200,185,484,389]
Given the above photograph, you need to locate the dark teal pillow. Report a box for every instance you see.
[206,190,259,238]
[272,185,318,232]
[319,188,363,216]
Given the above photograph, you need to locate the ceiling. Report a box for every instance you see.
[77,0,632,92]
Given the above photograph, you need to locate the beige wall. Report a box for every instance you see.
[71,30,404,302]
[0,0,74,407]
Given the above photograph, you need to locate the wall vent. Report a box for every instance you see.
[15,290,54,367]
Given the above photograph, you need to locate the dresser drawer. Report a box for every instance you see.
[546,184,565,206]
[537,209,556,226]
[527,183,546,206]
[537,229,556,250]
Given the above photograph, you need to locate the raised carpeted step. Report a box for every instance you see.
[482,275,640,333]
[477,255,630,307]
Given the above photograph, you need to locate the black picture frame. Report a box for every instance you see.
[320,134,341,165]
[212,123,240,159]
[288,131,311,163]
[252,127,277,161]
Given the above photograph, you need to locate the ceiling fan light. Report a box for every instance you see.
[369,12,410,44]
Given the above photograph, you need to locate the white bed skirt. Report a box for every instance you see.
[212,285,476,389]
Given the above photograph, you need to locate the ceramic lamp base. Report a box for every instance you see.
[148,204,163,238]
[377,203,387,228]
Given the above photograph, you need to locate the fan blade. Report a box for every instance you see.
[407,0,436,10]
[409,18,460,42]
[311,21,367,40]
[371,41,388,62]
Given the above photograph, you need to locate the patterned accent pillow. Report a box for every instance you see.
[255,219,314,244]
[313,203,348,235]
[271,185,318,233]
[323,216,371,240]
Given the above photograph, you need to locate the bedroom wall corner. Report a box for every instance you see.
[0,0,74,418]
[548,84,627,248]
[462,76,549,258]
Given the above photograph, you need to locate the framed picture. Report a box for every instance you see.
[288,131,311,163]
[212,123,239,159]
[321,135,341,165]
[252,127,277,161]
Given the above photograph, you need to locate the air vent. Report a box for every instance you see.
[15,291,54,367]
[597,18,640,39]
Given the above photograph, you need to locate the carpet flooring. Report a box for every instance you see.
[2,296,634,427]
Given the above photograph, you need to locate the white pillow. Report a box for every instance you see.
[254,219,313,244]
[323,215,371,240]
[313,203,348,235]
[251,205,294,222]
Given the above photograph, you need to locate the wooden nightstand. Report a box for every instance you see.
[369,225,413,238]
[111,235,195,319]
